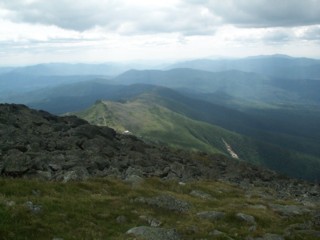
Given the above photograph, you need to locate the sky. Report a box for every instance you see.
[0,0,320,66]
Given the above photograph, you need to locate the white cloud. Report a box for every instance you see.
[186,0,320,28]
[0,0,221,35]
[0,0,320,65]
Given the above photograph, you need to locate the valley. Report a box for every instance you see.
[1,55,320,181]
[2,1,320,239]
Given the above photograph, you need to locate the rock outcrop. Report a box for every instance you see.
[0,104,319,202]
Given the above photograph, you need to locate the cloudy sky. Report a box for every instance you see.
[1,0,320,65]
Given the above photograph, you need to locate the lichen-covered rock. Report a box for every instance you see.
[25,201,42,214]
[139,215,162,227]
[135,195,191,213]
[126,226,180,240]
[190,190,213,200]
[236,213,256,225]
[197,211,225,220]
[269,204,311,216]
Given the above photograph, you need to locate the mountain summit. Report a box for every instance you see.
[0,103,319,239]
[0,103,318,196]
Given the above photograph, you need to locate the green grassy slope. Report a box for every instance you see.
[74,90,320,181]
[75,94,259,162]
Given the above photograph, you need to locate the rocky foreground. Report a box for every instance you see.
[0,103,319,239]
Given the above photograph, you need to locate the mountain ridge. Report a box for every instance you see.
[168,55,320,80]
[73,90,320,181]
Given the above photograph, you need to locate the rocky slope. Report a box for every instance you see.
[0,103,319,239]
[0,104,319,201]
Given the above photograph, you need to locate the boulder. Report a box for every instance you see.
[269,204,310,216]
[197,211,225,221]
[236,213,256,225]
[126,226,180,240]
[135,195,191,213]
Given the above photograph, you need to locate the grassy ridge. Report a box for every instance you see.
[75,95,261,163]
[74,91,320,181]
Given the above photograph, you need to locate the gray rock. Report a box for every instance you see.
[209,230,234,239]
[190,190,213,200]
[61,167,89,183]
[197,211,225,220]
[126,226,180,240]
[125,166,144,177]
[5,200,15,207]
[249,204,267,210]
[209,230,224,236]
[125,174,144,187]
[3,150,31,175]
[36,170,52,180]
[236,213,256,225]
[103,167,121,177]
[139,215,162,227]
[135,195,191,213]
[116,215,127,224]
[25,201,42,214]
[48,163,61,171]
[269,204,310,216]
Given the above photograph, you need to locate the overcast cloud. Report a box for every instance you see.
[0,0,319,65]
[187,0,320,28]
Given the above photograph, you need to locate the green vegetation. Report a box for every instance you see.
[0,177,318,239]
[74,90,320,181]
[74,94,261,163]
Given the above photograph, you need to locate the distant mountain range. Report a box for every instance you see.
[168,55,320,80]
[113,68,320,107]
[0,54,319,181]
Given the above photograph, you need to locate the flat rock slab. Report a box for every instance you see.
[197,211,225,220]
[269,204,310,216]
[135,195,191,213]
[190,190,213,200]
[127,226,180,240]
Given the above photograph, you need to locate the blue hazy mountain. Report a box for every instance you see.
[168,55,320,80]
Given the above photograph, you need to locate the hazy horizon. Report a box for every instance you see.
[1,53,320,68]
[1,0,320,66]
